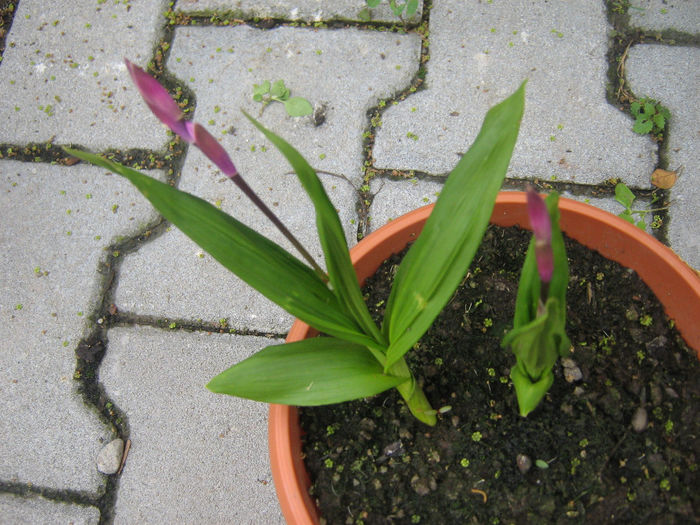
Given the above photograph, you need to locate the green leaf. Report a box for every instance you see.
[382,82,526,371]
[358,7,371,21]
[633,118,653,135]
[207,337,405,405]
[636,219,647,231]
[64,148,375,346]
[406,0,419,16]
[619,209,635,224]
[504,297,569,416]
[243,112,386,350]
[390,0,405,17]
[643,102,655,115]
[283,96,313,117]
[366,0,381,7]
[652,112,665,130]
[253,80,270,99]
[614,182,635,209]
[629,101,641,116]
[270,79,289,100]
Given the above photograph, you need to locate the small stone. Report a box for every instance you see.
[516,454,532,474]
[97,438,124,475]
[573,386,585,396]
[410,474,433,496]
[645,335,668,353]
[383,441,403,457]
[631,407,648,433]
[664,387,679,399]
[359,417,376,432]
[564,365,583,383]
[650,384,663,406]
[561,357,576,369]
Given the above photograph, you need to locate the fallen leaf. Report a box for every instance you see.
[651,168,677,189]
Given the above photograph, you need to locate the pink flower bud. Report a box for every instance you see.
[526,187,553,283]
[192,124,238,178]
[125,59,195,143]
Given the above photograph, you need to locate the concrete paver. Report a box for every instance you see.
[374,0,656,185]
[629,0,700,33]
[0,493,100,525]
[100,326,284,523]
[0,161,162,495]
[0,0,170,150]
[626,44,700,268]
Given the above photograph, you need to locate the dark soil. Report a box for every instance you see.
[300,225,699,525]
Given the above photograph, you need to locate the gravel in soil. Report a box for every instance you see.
[300,225,699,525]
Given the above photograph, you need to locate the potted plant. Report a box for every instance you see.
[270,193,700,524]
[67,62,699,522]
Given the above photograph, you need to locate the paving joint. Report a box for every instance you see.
[0,479,115,523]
[358,0,432,239]
[109,311,288,340]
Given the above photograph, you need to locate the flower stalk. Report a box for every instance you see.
[125,59,327,281]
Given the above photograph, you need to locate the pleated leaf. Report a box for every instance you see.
[382,82,526,371]
[244,112,386,349]
[64,148,373,344]
[206,337,405,405]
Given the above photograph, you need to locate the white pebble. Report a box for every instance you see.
[97,438,124,475]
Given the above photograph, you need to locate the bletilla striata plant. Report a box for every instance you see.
[502,187,571,416]
[66,59,525,426]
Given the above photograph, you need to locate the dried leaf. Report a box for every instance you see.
[651,168,677,189]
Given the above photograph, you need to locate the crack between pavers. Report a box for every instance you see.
[109,311,288,340]
[0,478,117,520]
[357,0,433,239]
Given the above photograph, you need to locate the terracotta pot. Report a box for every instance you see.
[268,192,700,524]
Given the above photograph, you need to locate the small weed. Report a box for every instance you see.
[252,79,312,117]
[610,0,630,14]
[630,98,670,138]
[471,431,482,442]
[359,0,419,24]
[614,183,667,231]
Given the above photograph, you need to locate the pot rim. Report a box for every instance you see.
[269,191,700,525]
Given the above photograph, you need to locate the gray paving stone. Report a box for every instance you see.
[629,0,700,34]
[0,161,162,494]
[176,0,423,23]
[0,493,100,525]
[373,0,656,185]
[626,44,700,269]
[368,178,638,234]
[0,0,170,150]
[101,326,284,524]
[115,25,420,328]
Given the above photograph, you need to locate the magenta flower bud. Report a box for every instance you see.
[192,124,239,178]
[124,59,195,143]
[526,187,553,283]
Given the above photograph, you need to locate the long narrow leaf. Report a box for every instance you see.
[382,82,526,371]
[206,337,405,405]
[65,148,378,346]
[244,112,386,347]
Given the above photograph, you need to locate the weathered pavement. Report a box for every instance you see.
[0,1,697,522]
